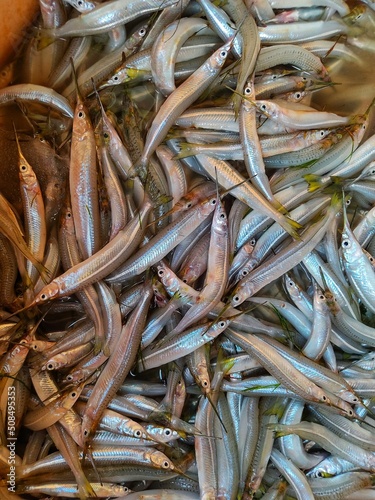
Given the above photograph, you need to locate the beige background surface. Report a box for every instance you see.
[0,0,39,70]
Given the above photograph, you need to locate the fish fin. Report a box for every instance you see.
[36,29,55,51]
[153,193,173,209]
[263,397,284,418]
[33,261,52,285]
[273,430,287,438]
[155,402,172,419]
[279,216,302,240]
[330,175,345,185]
[330,190,345,209]
[102,342,111,357]
[231,93,241,119]
[216,346,235,376]
[93,338,101,356]
[172,142,195,159]
[125,67,148,81]
[273,199,288,215]
[78,451,98,500]
[304,173,324,192]
[77,479,96,500]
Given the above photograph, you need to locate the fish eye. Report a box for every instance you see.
[233,295,240,302]
[250,238,256,246]
[70,392,77,398]
[186,202,192,208]
[241,269,249,277]
[47,363,55,370]
[164,429,172,436]
[320,130,325,136]
[260,104,267,111]
[162,461,170,469]
[134,429,142,438]
[317,471,323,478]
[319,295,325,300]
[211,199,217,205]
[40,293,48,301]
[219,213,226,219]
[295,92,301,99]
[321,395,328,402]
[157,269,164,277]
[220,50,227,58]
[66,374,73,381]
[342,239,350,248]
[218,321,226,328]
[20,165,27,171]
[83,429,89,437]
[78,111,84,118]
[202,380,209,387]
[244,87,251,95]
[139,28,146,36]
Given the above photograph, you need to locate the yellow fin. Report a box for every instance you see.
[173,142,195,159]
[36,30,55,51]
[304,173,323,192]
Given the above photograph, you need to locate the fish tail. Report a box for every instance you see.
[274,430,287,438]
[216,346,233,376]
[266,423,286,437]
[131,158,146,181]
[33,260,52,285]
[77,476,96,500]
[93,335,108,356]
[231,92,241,119]
[272,198,288,215]
[154,193,173,208]
[304,173,323,192]
[280,216,302,240]
[36,29,55,51]
[263,397,285,419]
[330,175,345,185]
[172,142,194,159]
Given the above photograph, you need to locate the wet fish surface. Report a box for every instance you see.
[0,0,375,499]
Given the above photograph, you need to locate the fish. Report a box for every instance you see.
[0,0,375,498]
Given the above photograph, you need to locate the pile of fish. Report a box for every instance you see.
[1,0,375,498]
